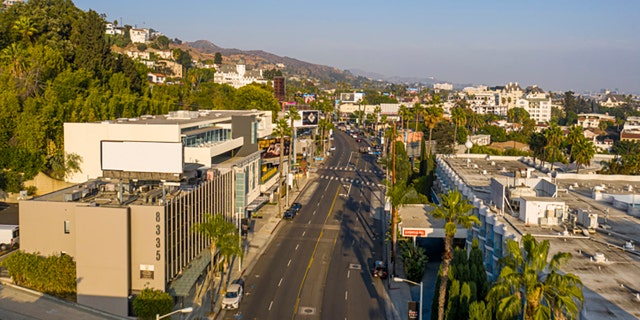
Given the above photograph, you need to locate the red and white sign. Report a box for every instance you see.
[402,228,427,237]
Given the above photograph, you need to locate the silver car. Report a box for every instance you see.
[222,279,244,310]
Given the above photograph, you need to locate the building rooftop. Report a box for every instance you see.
[441,154,640,319]
[93,109,267,127]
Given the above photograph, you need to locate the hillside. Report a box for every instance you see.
[184,40,357,84]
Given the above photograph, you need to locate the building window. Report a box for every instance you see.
[64,220,71,234]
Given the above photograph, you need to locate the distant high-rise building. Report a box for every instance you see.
[273,76,285,102]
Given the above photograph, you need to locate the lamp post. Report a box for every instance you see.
[394,277,423,320]
[156,307,193,320]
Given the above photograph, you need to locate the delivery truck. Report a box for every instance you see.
[0,225,19,251]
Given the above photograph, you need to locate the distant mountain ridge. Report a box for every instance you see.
[185,40,356,83]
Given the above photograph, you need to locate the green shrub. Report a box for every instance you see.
[132,287,174,320]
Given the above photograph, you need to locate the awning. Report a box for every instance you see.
[168,249,211,297]
[246,196,269,212]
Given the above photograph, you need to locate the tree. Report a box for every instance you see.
[155,35,169,50]
[413,102,424,132]
[528,132,547,167]
[13,16,38,44]
[487,234,584,320]
[467,112,483,135]
[132,287,174,320]
[232,84,280,113]
[451,107,467,146]
[507,107,530,124]
[214,52,222,65]
[71,10,115,79]
[285,107,301,202]
[272,118,291,217]
[430,189,479,320]
[398,104,411,132]
[571,137,596,173]
[544,123,563,170]
[191,214,241,312]
[424,106,444,157]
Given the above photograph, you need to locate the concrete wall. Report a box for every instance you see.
[130,205,166,292]
[19,201,78,256]
[75,206,129,317]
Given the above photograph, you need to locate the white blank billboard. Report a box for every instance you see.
[101,141,183,174]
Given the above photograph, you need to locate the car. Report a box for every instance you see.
[372,260,388,279]
[283,208,296,220]
[290,202,302,213]
[329,146,336,151]
[222,278,245,310]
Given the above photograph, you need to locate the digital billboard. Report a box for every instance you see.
[101,141,183,174]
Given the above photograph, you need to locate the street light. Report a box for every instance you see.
[156,307,193,320]
[394,277,423,320]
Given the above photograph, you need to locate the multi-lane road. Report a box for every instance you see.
[237,129,388,319]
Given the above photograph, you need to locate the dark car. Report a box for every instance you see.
[290,202,302,213]
[372,260,388,279]
[283,208,296,220]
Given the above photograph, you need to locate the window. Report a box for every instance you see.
[64,220,71,234]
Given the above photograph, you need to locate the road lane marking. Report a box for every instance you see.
[288,259,291,267]
[347,270,350,278]
[269,301,273,310]
[308,220,311,225]
[278,278,283,287]
[295,244,299,250]
[293,181,341,318]
[302,231,306,236]
[345,291,348,300]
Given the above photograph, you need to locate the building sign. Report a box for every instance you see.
[140,264,155,280]
[402,228,427,237]
[301,110,319,126]
[408,301,419,320]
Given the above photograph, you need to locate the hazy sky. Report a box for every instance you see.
[73,0,639,94]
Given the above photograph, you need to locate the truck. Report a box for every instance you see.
[0,225,19,251]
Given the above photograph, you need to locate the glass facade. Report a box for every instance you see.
[181,127,231,147]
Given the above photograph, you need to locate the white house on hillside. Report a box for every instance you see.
[129,28,149,44]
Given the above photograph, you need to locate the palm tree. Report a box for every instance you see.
[487,234,584,320]
[398,104,411,133]
[544,123,563,170]
[374,105,382,134]
[571,137,596,173]
[272,118,290,217]
[191,214,241,312]
[467,112,483,135]
[528,132,547,167]
[424,106,444,158]
[451,107,467,147]
[217,228,243,283]
[413,102,424,133]
[285,107,301,203]
[430,189,479,320]
[566,125,584,159]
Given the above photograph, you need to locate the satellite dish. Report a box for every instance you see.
[465,141,473,149]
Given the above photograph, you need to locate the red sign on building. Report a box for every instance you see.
[402,228,427,237]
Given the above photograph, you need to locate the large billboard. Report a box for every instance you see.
[101,141,183,174]
[293,110,319,128]
[259,137,290,159]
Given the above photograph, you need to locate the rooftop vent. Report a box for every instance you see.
[593,252,606,263]
[624,241,635,251]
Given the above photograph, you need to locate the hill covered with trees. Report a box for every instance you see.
[0,0,279,194]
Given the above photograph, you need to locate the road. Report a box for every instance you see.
[235,129,387,319]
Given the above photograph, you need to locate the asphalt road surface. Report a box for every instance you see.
[235,129,387,320]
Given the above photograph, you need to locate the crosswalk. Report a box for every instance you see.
[318,175,384,187]
[318,166,385,175]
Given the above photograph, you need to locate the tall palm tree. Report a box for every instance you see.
[191,214,241,312]
[424,106,444,158]
[467,112,483,135]
[272,118,290,217]
[374,105,381,134]
[451,107,467,147]
[217,228,243,283]
[285,107,301,203]
[398,104,411,133]
[544,123,563,170]
[430,189,479,320]
[487,234,584,320]
[413,102,424,133]
[571,137,596,173]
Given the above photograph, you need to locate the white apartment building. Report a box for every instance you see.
[577,113,615,129]
[434,83,453,91]
[213,65,267,89]
[515,98,552,124]
[129,28,149,44]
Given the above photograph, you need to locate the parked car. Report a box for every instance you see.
[222,278,245,310]
[329,146,336,151]
[283,208,296,220]
[290,202,302,213]
[372,260,388,279]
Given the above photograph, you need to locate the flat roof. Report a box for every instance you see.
[441,154,640,319]
[73,109,266,127]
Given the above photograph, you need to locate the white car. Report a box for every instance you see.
[329,146,336,151]
[222,279,244,310]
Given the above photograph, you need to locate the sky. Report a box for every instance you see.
[73,0,640,94]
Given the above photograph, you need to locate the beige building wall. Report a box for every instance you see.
[130,205,166,291]
[19,201,78,256]
[75,206,130,317]
[64,123,181,183]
